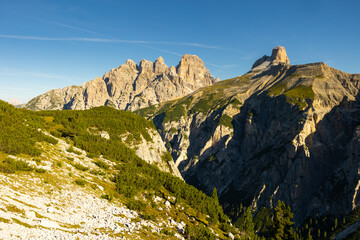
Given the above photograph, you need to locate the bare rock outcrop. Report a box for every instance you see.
[25,55,218,111]
[147,47,360,225]
[251,46,290,70]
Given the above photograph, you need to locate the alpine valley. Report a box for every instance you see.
[1,47,359,239]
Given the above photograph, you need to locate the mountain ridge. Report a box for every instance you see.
[25,54,219,111]
[136,46,360,226]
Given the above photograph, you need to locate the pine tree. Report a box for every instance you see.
[211,187,219,204]
[235,206,255,238]
[271,200,295,240]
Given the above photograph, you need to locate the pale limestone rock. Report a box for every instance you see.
[252,46,290,69]
[25,55,218,111]
[153,54,360,225]
[154,56,168,75]
[271,46,290,64]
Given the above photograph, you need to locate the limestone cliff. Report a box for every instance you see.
[138,46,360,225]
[25,55,218,111]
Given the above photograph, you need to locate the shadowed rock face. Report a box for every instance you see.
[143,47,360,225]
[25,55,218,111]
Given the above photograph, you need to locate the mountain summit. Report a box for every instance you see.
[251,46,290,69]
[138,46,360,225]
[25,55,218,111]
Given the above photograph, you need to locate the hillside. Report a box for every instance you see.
[136,46,360,231]
[24,55,218,111]
[0,101,237,239]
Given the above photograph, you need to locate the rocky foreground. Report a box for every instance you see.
[0,138,186,240]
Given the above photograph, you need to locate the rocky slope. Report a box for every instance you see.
[137,46,360,225]
[0,101,236,239]
[24,55,218,111]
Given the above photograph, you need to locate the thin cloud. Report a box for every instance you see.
[0,67,71,80]
[0,34,240,52]
[139,45,182,57]
[45,20,104,36]
[205,62,239,69]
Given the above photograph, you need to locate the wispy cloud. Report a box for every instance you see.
[0,67,72,80]
[139,45,182,56]
[44,20,104,36]
[0,86,33,91]
[205,63,239,69]
[0,34,240,52]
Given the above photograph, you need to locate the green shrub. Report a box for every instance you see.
[75,179,86,186]
[0,158,34,173]
[101,194,113,201]
[142,213,157,221]
[35,168,46,173]
[67,146,82,155]
[185,224,216,240]
[160,228,175,236]
[161,151,173,163]
[127,199,147,212]
[73,163,89,171]
[218,114,233,129]
[94,160,110,170]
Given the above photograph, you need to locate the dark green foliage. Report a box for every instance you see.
[67,146,82,155]
[218,114,233,129]
[219,222,232,232]
[185,224,216,240]
[94,160,110,170]
[0,100,58,156]
[160,228,175,236]
[114,158,226,222]
[73,163,89,171]
[0,101,228,234]
[254,207,273,236]
[142,213,157,221]
[127,199,146,211]
[0,158,34,173]
[163,104,186,122]
[74,178,86,186]
[35,168,46,173]
[270,200,295,240]
[235,207,255,235]
[101,194,113,201]
[191,97,213,114]
[161,151,173,163]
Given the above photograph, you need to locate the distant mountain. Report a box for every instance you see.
[7,98,24,108]
[137,46,360,226]
[25,55,219,111]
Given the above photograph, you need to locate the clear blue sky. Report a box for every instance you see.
[0,0,359,103]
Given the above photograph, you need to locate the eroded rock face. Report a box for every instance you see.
[25,55,218,111]
[271,46,290,64]
[251,46,290,69]
[148,48,360,225]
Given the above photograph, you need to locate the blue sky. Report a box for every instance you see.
[0,0,359,103]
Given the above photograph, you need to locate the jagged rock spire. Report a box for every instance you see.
[252,46,290,69]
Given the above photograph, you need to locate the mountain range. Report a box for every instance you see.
[5,46,360,239]
[25,55,218,111]
[135,47,360,227]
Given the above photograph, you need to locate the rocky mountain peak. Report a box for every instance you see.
[125,59,137,69]
[139,59,154,73]
[155,56,165,65]
[176,54,216,90]
[154,56,168,75]
[271,46,290,64]
[25,54,218,111]
[252,46,290,69]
